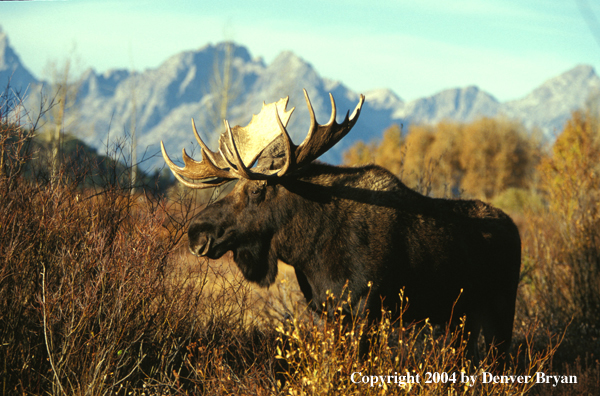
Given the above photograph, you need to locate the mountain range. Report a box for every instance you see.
[2,26,599,170]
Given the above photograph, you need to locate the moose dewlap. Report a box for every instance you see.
[162,89,522,360]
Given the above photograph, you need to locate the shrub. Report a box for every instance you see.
[519,109,600,366]
[0,90,277,395]
[275,291,562,395]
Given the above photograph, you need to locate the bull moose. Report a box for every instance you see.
[161,90,522,360]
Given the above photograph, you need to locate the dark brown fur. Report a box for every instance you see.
[188,162,522,359]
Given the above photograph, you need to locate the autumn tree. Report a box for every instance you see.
[538,109,600,216]
[344,117,539,199]
[374,124,404,175]
[459,117,539,199]
[342,140,375,167]
[525,107,600,326]
[343,124,402,170]
[400,122,462,196]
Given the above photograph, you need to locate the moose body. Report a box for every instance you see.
[162,90,522,359]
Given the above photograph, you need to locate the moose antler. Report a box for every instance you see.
[294,90,365,167]
[161,89,365,189]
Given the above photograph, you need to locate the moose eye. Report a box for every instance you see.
[249,187,262,198]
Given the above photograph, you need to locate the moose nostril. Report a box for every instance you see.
[191,235,209,256]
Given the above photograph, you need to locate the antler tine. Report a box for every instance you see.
[191,118,228,169]
[294,89,365,167]
[326,92,337,127]
[274,106,294,177]
[160,139,236,189]
[305,89,317,137]
[222,119,257,180]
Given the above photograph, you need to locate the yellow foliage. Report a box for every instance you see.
[460,117,538,199]
[344,118,539,200]
[343,140,376,167]
[523,107,600,325]
[538,109,600,218]
[401,122,463,197]
[343,124,404,175]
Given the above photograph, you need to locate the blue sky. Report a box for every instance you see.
[2,0,600,102]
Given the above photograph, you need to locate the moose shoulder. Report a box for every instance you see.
[162,90,522,360]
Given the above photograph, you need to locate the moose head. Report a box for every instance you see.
[161,90,365,286]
